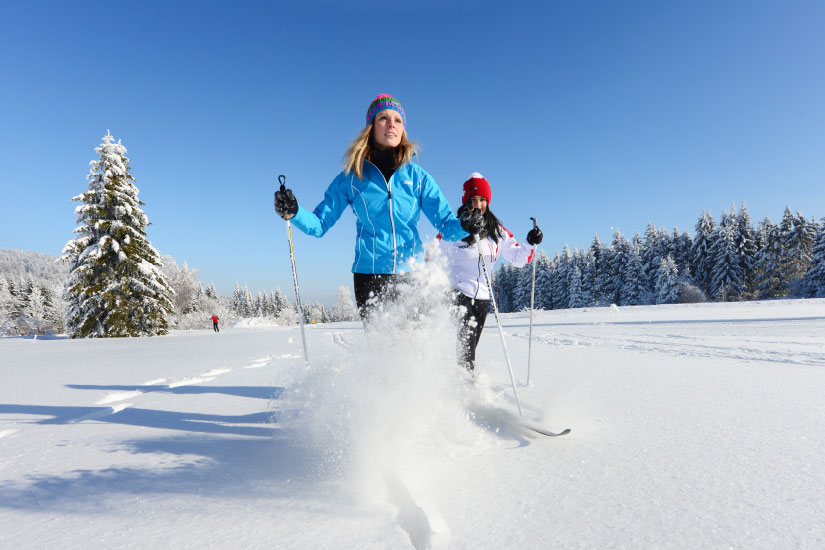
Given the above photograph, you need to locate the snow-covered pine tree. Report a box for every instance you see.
[334,285,358,321]
[780,208,817,292]
[605,231,630,305]
[691,211,715,294]
[491,264,509,312]
[735,202,758,296]
[205,283,219,300]
[242,285,254,317]
[708,215,744,301]
[0,278,13,334]
[534,251,554,310]
[514,261,535,312]
[805,218,825,297]
[589,234,607,305]
[273,287,289,317]
[24,284,48,336]
[622,242,647,306]
[552,247,571,310]
[655,255,680,304]
[578,248,596,307]
[162,256,204,319]
[567,264,584,308]
[642,222,660,288]
[62,132,173,337]
[669,227,693,280]
[232,283,243,314]
[753,217,785,298]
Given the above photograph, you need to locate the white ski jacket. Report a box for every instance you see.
[438,226,534,301]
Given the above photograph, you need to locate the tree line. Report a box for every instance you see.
[0,249,359,336]
[4,131,824,337]
[493,204,825,312]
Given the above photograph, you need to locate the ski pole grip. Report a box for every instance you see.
[530,216,538,230]
[278,174,286,192]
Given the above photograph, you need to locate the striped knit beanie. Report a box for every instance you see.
[462,173,492,204]
[366,94,406,127]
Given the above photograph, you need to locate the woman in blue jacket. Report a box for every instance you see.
[275,94,475,319]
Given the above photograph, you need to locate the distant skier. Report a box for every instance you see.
[439,173,543,371]
[274,93,473,320]
[211,314,219,332]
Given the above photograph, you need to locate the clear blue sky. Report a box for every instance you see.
[2,0,823,305]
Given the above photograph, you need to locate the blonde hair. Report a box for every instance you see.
[343,122,418,180]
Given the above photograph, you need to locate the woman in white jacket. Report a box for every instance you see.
[439,173,543,371]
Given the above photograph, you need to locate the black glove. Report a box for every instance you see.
[274,187,298,220]
[526,226,543,246]
[460,208,485,236]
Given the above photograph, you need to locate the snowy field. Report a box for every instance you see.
[2,298,824,549]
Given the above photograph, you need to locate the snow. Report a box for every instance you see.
[2,298,825,549]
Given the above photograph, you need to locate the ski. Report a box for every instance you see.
[515,416,571,437]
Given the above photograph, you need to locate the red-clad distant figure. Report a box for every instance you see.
[211,314,219,332]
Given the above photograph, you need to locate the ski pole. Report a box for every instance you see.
[526,217,539,386]
[277,175,309,363]
[475,234,523,416]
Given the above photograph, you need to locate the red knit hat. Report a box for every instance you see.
[462,172,492,204]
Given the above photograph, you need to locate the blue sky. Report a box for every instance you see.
[1,0,823,305]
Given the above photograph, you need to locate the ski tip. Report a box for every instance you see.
[516,417,572,437]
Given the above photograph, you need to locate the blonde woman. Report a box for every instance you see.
[275,94,471,319]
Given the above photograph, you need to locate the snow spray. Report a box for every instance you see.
[283,246,488,503]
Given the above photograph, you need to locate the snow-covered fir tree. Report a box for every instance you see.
[622,242,647,306]
[533,251,554,310]
[0,279,13,334]
[551,248,571,310]
[753,217,785,298]
[588,235,607,305]
[273,288,289,317]
[691,211,716,294]
[779,207,817,291]
[605,231,631,305]
[162,256,205,318]
[735,203,758,295]
[61,132,173,337]
[669,227,693,280]
[232,283,244,314]
[567,264,584,308]
[334,285,358,321]
[205,283,219,300]
[504,262,523,312]
[642,224,671,290]
[493,263,518,313]
[708,213,744,301]
[578,249,596,307]
[805,219,825,297]
[655,255,680,304]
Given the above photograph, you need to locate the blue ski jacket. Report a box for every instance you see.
[291,160,467,274]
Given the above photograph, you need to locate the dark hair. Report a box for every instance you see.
[458,203,504,244]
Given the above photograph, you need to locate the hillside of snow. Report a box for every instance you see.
[1,298,824,549]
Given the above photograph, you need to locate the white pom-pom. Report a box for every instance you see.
[469,172,484,179]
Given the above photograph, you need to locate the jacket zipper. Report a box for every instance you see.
[366,160,398,273]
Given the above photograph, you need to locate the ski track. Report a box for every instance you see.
[329,331,356,350]
[512,326,825,367]
[384,473,434,550]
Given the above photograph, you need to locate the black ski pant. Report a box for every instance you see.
[213,322,219,332]
[453,291,489,371]
[353,273,405,321]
